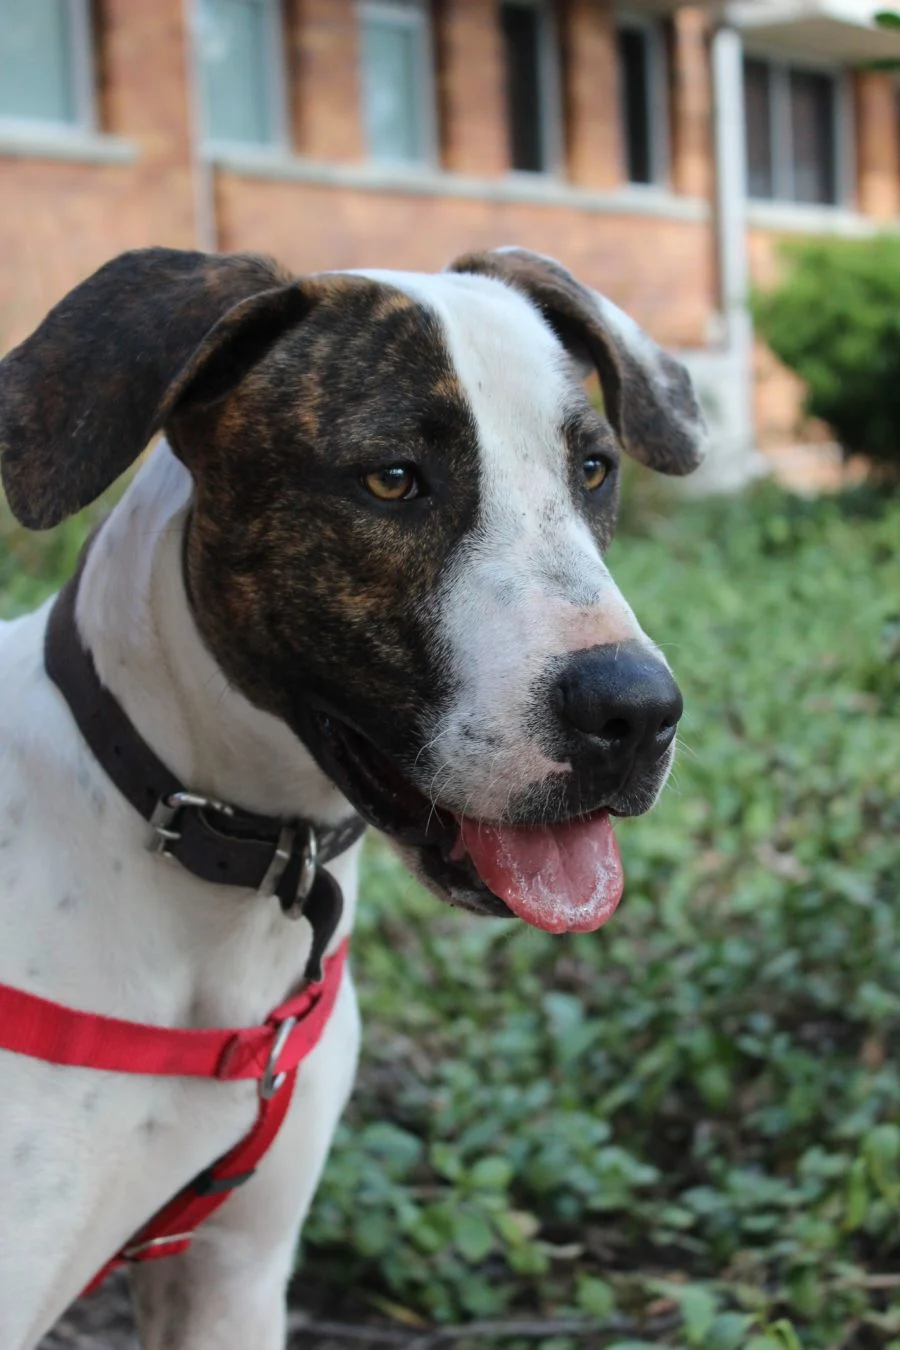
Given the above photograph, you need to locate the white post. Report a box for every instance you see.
[712,23,751,358]
[685,19,762,488]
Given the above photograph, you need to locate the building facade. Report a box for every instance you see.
[1,0,899,486]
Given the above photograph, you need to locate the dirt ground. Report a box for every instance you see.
[38,1279,138,1350]
[37,1276,369,1350]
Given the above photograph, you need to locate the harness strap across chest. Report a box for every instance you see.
[0,939,348,1294]
[0,565,365,1291]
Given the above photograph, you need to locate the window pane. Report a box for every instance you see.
[790,69,836,204]
[618,27,652,185]
[198,0,274,146]
[361,16,425,162]
[0,0,76,124]
[744,59,773,199]
[744,58,773,199]
[501,2,544,172]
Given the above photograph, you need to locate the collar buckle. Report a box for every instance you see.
[149,791,236,859]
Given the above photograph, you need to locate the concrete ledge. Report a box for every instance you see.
[747,200,881,236]
[208,149,711,222]
[0,126,136,165]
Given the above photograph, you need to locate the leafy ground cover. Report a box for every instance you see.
[5,482,900,1349]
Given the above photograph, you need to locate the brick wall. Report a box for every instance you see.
[434,0,510,175]
[560,0,621,189]
[855,71,900,221]
[215,0,716,349]
[216,175,714,347]
[289,0,364,162]
[670,8,712,201]
[0,0,196,350]
[1,0,717,360]
[4,0,898,471]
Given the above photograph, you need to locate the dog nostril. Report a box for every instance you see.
[600,717,632,743]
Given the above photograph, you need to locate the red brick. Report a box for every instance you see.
[434,0,509,175]
[670,8,712,200]
[289,0,364,162]
[854,71,900,220]
[560,0,621,189]
[215,173,713,348]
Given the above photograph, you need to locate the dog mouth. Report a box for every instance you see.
[314,714,624,935]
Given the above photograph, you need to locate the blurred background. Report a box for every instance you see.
[3,1,900,1347]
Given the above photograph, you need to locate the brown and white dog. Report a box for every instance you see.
[0,246,705,1349]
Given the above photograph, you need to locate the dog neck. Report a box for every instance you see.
[73,443,352,826]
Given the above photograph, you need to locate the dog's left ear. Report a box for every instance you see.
[0,247,325,529]
[447,247,708,476]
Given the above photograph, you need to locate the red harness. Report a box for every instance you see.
[0,937,348,1294]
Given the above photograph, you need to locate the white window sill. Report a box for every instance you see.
[0,125,136,165]
[205,149,710,222]
[747,199,879,237]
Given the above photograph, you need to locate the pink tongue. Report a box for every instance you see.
[458,812,624,934]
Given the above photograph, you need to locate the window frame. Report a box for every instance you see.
[196,0,289,155]
[616,10,670,189]
[357,0,438,167]
[500,0,563,178]
[0,0,97,137]
[742,47,852,208]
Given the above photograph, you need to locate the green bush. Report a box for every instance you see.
[753,235,900,476]
[0,489,121,616]
[3,484,900,1346]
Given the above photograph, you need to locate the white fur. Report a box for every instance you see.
[0,265,673,1349]
[357,270,661,817]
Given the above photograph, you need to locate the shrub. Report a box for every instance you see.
[753,235,900,477]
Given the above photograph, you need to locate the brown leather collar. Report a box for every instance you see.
[43,564,366,981]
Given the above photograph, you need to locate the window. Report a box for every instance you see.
[744,58,773,199]
[0,0,94,131]
[743,56,843,206]
[359,1,435,164]
[617,19,667,186]
[197,0,285,149]
[500,0,560,174]
[790,69,837,204]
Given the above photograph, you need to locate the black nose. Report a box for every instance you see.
[554,642,683,771]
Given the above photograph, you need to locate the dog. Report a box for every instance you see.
[0,245,706,1349]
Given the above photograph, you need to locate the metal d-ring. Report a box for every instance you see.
[258,824,296,899]
[281,827,318,921]
[259,824,319,920]
[259,1015,298,1100]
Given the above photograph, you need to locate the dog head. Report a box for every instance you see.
[0,246,706,934]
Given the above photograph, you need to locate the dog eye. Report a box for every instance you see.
[582,457,609,492]
[362,465,420,502]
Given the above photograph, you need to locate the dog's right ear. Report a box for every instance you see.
[0,248,321,529]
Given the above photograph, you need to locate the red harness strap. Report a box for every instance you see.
[0,938,349,1294]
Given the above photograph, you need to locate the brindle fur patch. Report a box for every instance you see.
[172,279,482,770]
[0,249,293,529]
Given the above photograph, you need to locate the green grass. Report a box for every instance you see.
[3,483,900,1347]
